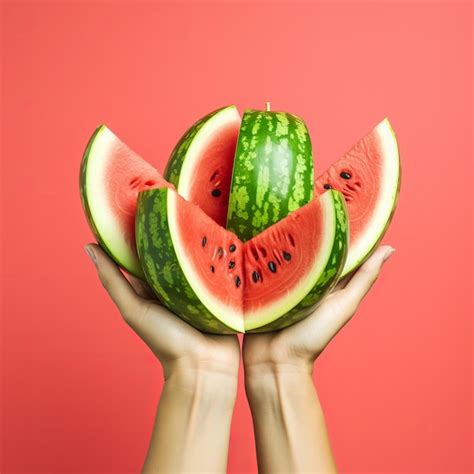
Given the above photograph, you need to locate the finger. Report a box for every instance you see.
[341,245,395,309]
[333,273,352,292]
[84,244,143,320]
[128,275,158,301]
[283,245,395,356]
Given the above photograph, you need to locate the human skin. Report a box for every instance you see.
[84,243,394,473]
[84,244,240,473]
[243,245,395,472]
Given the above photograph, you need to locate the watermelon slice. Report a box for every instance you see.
[135,187,348,334]
[79,125,171,278]
[315,118,400,277]
[164,105,241,227]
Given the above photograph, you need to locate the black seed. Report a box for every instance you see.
[252,271,260,283]
[283,251,291,261]
[235,276,241,288]
[268,261,277,273]
[228,260,235,269]
[323,183,332,190]
[217,247,223,258]
[340,171,352,179]
[210,265,215,273]
[229,244,236,253]
[202,237,207,247]
[211,189,221,197]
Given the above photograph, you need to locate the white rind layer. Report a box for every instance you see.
[84,126,142,276]
[167,189,245,332]
[244,191,337,330]
[344,118,400,275]
[177,106,241,199]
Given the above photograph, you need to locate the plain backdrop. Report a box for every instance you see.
[1,1,472,473]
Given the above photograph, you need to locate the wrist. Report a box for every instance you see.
[245,362,314,403]
[165,364,238,405]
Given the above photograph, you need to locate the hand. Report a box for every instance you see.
[243,245,395,377]
[85,244,240,472]
[242,245,395,473]
[84,243,240,383]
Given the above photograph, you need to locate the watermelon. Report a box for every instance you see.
[226,109,314,242]
[315,118,400,276]
[135,187,348,334]
[164,105,241,227]
[79,125,171,278]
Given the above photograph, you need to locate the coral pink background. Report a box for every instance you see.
[2,1,472,472]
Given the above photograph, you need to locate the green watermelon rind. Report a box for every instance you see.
[79,125,145,279]
[245,190,349,333]
[226,109,314,242]
[135,188,242,334]
[164,105,240,198]
[341,118,401,277]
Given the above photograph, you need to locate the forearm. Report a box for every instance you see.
[143,369,237,473]
[246,365,337,473]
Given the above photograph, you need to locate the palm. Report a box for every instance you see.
[88,244,240,378]
[243,246,393,370]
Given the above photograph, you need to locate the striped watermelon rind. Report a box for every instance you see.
[136,187,243,334]
[226,109,314,242]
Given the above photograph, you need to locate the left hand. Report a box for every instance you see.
[243,245,395,377]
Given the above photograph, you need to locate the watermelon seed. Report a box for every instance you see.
[323,183,332,190]
[202,237,207,247]
[235,276,241,288]
[259,247,267,257]
[268,261,277,273]
[251,247,259,261]
[210,171,219,182]
[288,234,295,247]
[210,265,215,273]
[229,244,236,253]
[229,260,235,269]
[283,251,291,261]
[252,271,261,283]
[144,180,155,186]
[217,247,223,258]
[211,189,221,197]
[340,171,352,179]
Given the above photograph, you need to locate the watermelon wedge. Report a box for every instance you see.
[315,118,400,276]
[164,105,241,227]
[135,187,348,334]
[79,125,171,278]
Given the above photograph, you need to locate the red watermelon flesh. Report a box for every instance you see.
[180,120,240,226]
[80,125,172,277]
[315,118,400,276]
[170,189,244,323]
[164,106,241,227]
[135,186,348,333]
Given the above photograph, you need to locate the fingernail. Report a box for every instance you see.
[383,247,396,262]
[84,245,96,264]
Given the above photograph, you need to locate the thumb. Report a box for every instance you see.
[84,244,143,322]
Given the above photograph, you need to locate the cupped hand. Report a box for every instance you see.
[243,245,395,376]
[84,244,240,381]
